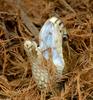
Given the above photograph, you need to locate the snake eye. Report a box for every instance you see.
[63,34,69,41]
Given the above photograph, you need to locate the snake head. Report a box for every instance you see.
[24,40,38,57]
[49,16,68,41]
[24,40,35,51]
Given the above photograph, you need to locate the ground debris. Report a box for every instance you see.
[0,0,93,100]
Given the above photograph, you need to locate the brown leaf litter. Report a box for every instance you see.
[0,0,93,100]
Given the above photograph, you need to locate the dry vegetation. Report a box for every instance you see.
[0,0,93,100]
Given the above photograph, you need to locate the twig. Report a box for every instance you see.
[77,73,82,100]
[59,0,76,14]
[16,0,39,37]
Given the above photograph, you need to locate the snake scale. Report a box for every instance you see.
[24,16,68,90]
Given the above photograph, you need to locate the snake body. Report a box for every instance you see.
[24,40,49,89]
[24,17,68,89]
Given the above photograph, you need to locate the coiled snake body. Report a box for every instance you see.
[24,17,68,89]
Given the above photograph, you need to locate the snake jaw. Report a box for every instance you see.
[24,16,68,90]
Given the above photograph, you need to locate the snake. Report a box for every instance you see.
[24,16,68,89]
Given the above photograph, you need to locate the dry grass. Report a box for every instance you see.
[0,0,93,100]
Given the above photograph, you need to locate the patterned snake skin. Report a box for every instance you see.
[24,16,68,89]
